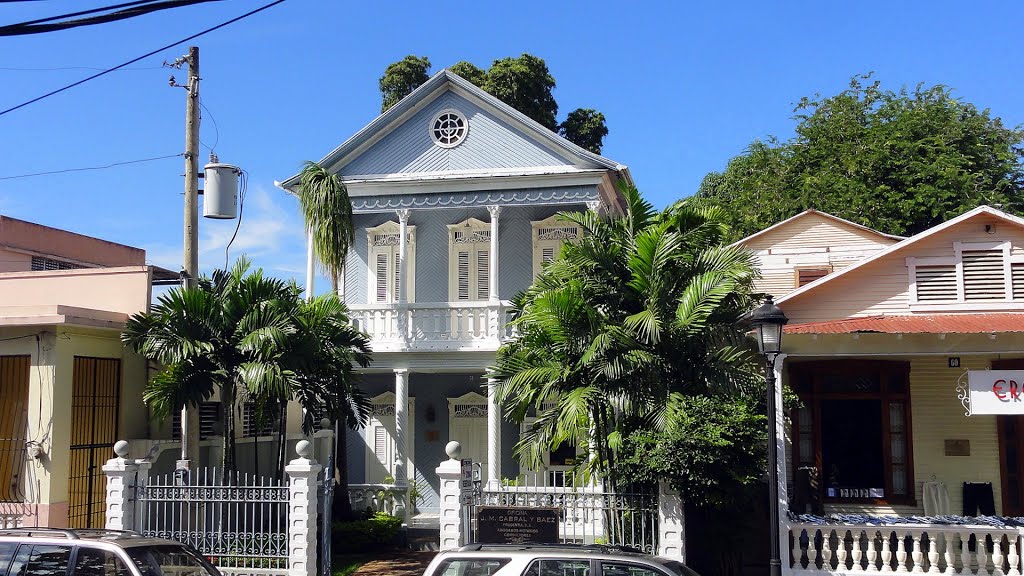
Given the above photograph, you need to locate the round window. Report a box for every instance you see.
[431,109,468,148]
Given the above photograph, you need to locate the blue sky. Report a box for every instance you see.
[2,0,1022,292]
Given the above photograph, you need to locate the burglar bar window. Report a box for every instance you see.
[171,403,220,440]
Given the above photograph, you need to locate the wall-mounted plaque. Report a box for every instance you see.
[945,439,970,456]
[476,506,559,544]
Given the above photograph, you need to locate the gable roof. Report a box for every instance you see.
[732,209,904,249]
[777,205,1024,305]
[277,70,632,190]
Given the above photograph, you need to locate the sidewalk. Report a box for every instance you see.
[350,551,436,576]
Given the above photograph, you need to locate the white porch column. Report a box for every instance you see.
[486,377,501,487]
[394,368,410,509]
[305,230,315,302]
[397,209,410,303]
[487,205,500,301]
[774,353,791,575]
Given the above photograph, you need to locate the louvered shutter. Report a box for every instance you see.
[962,249,1005,300]
[457,251,470,300]
[477,250,489,300]
[916,265,957,302]
[394,252,401,302]
[1013,263,1024,300]
[375,253,388,302]
[542,247,555,264]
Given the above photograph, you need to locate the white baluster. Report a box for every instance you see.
[1007,534,1020,576]
[896,531,909,573]
[993,535,1005,576]
[852,529,865,572]
[867,531,879,573]
[882,530,894,573]
[928,532,941,574]
[807,529,819,571]
[912,532,924,573]
[978,533,991,576]
[838,530,850,571]
[822,529,834,571]
[960,532,972,576]
[942,532,954,576]
[793,528,805,570]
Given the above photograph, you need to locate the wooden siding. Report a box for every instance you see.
[784,354,1004,516]
[745,212,897,299]
[345,204,586,304]
[342,91,571,176]
[781,215,1024,323]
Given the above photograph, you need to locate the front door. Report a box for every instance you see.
[994,359,1024,515]
[448,392,488,478]
[364,393,415,484]
[69,357,121,528]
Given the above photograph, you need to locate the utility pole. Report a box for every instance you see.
[168,46,201,474]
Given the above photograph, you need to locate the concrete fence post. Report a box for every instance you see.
[103,440,149,531]
[286,440,322,576]
[437,441,466,551]
[658,480,686,562]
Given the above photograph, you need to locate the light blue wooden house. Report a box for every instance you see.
[277,70,632,514]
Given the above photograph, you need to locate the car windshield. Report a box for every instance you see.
[660,561,702,576]
[125,545,217,576]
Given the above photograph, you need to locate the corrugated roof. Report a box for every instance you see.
[784,313,1024,335]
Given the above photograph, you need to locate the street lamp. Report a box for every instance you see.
[750,296,788,576]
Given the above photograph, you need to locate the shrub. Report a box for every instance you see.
[332,512,402,553]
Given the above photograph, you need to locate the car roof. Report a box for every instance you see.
[0,529,191,549]
[447,544,672,564]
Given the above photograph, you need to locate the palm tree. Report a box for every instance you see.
[490,185,762,485]
[122,258,372,485]
[295,160,361,520]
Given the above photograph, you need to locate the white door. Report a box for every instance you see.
[364,394,415,484]
[448,392,488,478]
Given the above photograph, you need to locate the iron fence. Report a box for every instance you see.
[136,468,289,576]
[472,472,659,553]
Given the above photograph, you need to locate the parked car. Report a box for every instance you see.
[423,544,703,576]
[0,528,221,576]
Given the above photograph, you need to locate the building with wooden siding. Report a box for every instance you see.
[751,206,1024,573]
[0,216,174,529]
[277,70,631,514]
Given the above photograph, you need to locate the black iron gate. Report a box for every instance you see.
[68,357,120,528]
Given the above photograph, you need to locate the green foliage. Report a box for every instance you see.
[297,161,354,292]
[331,513,403,553]
[379,55,430,112]
[490,185,763,487]
[700,73,1024,239]
[483,54,558,131]
[558,108,608,154]
[377,54,609,153]
[618,395,767,508]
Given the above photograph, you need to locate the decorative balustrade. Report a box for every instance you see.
[0,514,22,528]
[790,522,1024,574]
[348,301,514,351]
[347,483,408,517]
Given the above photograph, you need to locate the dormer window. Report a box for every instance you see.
[366,221,415,303]
[448,218,491,301]
[531,215,581,277]
[908,240,1024,305]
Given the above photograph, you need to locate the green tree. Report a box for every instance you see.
[379,55,431,112]
[377,53,611,153]
[297,161,354,294]
[558,108,608,154]
[700,74,1024,239]
[122,259,372,485]
[489,186,762,490]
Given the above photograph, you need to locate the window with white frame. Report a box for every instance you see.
[908,240,1024,304]
[366,221,415,303]
[448,218,491,301]
[532,215,581,277]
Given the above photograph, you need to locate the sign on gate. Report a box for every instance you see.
[476,506,559,544]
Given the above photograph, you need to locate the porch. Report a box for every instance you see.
[348,301,514,352]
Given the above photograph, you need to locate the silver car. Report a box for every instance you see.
[423,544,703,576]
[0,529,220,576]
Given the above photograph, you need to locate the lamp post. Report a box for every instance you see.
[750,296,789,576]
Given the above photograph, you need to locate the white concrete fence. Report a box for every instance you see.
[104,440,320,576]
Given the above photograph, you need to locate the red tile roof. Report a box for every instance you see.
[784,313,1024,335]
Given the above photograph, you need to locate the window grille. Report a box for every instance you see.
[242,403,275,437]
[31,256,82,271]
[172,402,220,440]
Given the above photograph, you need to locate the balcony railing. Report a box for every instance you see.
[790,521,1024,574]
[348,301,515,351]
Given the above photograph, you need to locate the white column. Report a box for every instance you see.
[774,353,791,575]
[436,441,467,551]
[285,441,321,576]
[397,209,410,304]
[104,440,149,531]
[305,230,315,302]
[658,480,685,562]
[394,369,409,494]
[486,377,501,487]
[586,200,602,213]
[487,205,500,301]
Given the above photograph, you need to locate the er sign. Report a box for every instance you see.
[968,370,1024,414]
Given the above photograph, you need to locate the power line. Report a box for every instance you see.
[0,65,165,72]
[0,0,223,36]
[0,153,183,181]
[0,0,287,118]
